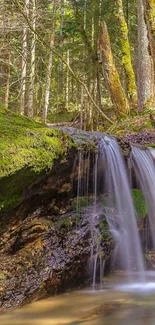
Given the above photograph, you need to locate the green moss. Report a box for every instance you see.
[115,3,137,101]
[0,168,40,211]
[47,110,76,124]
[0,108,73,211]
[71,196,91,214]
[0,108,73,177]
[131,189,147,219]
[57,215,76,231]
[114,111,154,134]
[146,144,155,148]
[99,218,112,244]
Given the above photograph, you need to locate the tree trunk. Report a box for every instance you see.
[58,0,64,96]
[137,0,154,111]
[19,0,29,116]
[27,0,36,118]
[115,0,137,102]
[99,22,129,116]
[143,0,155,60]
[42,0,57,124]
[66,49,70,108]
[5,50,11,108]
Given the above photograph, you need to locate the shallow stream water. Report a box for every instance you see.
[2,272,155,325]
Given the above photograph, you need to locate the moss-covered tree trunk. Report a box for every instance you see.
[99,22,129,116]
[137,0,155,111]
[115,0,137,103]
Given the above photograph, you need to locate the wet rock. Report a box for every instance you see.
[0,201,113,310]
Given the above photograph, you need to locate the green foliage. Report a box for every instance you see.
[71,196,91,214]
[131,189,147,219]
[56,214,80,231]
[57,216,72,230]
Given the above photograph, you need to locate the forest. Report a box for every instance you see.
[1,1,155,324]
[1,0,155,131]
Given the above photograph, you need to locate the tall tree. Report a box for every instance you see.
[115,0,137,103]
[58,0,64,97]
[143,0,155,60]
[137,0,154,111]
[19,0,29,115]
[5,47,11,108]
[99,22,129,116]
[28,0,36,118]
[42,0,58,123]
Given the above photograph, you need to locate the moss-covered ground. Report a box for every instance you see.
[110,109,155,134]
[0,108,73,211]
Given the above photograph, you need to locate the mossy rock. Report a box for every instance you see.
[0,108,73,177]
[131,189,147,219]
[0,108,73,212]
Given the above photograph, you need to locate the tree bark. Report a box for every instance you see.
[42,0,57,124]
[19,0,29,116]
[66,49,70,108]
[99,22,129,116]
[5,50,11,108]
[58,0,64,96]
[143,0,155,60]
[115,0,137,102]
[137,0,154,111]
[27,0,36,118]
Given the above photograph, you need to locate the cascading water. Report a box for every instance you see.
[132,146,155,247]
[99,136,145,277]
[75,136,145,287]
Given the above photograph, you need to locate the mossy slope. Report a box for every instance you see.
[0,108,73,211]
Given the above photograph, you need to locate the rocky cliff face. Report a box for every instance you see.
[0,114,154,310]
[0,152,112,309]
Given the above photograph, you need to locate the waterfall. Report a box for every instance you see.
[132,146,155,247]
[99,136,145,276]
[75,136,145,286]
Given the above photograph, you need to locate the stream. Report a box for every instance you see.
[1,272,155,325]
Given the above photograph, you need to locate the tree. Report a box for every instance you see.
[27,0,36,118]
[42,0,58,123]
[99,22,129,116]
[143,0,155,60]
[137,0,154,111]
[115,0,137,103]
[19,0,29,116]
